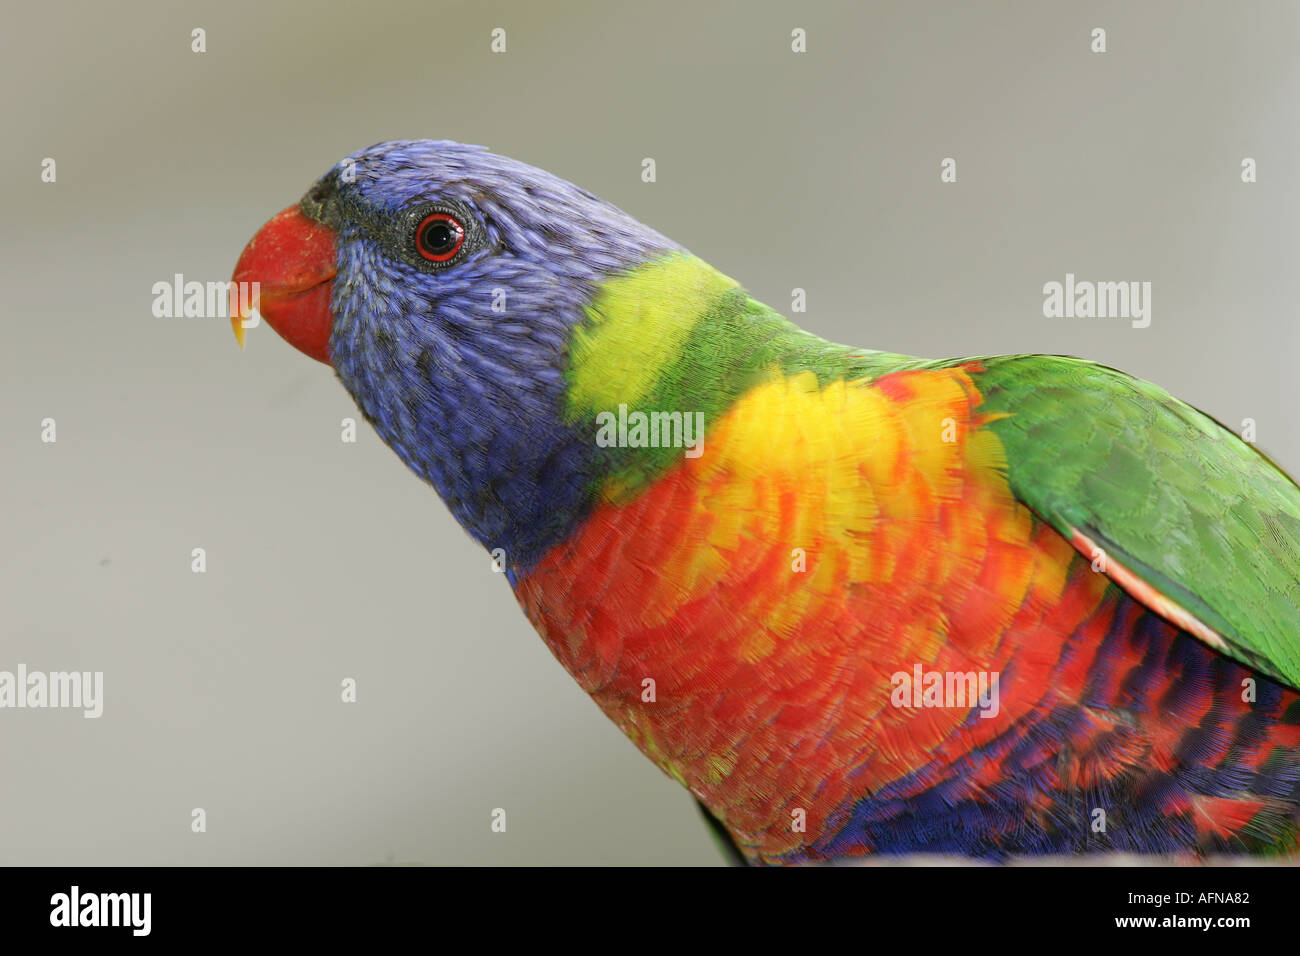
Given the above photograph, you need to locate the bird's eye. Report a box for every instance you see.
[415,212,466,263]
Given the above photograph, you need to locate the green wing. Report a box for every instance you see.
[970,354,1300,688]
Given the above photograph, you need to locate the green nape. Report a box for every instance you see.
[563,252,920,499]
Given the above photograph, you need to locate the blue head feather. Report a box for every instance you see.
[308,140,679,575]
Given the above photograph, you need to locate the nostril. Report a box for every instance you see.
[300,177,337,221]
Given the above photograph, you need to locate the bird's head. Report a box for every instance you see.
[232,140,681,365]
[231,140,706,572]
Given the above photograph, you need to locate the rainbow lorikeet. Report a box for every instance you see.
[230,140,1300,864]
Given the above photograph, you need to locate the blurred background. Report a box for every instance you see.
[2,0,1297,865]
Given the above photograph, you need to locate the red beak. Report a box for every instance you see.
[231,206,338,365]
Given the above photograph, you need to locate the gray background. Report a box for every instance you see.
[2,0,1297,865]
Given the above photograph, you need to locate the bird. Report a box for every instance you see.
[229,139,1300,864]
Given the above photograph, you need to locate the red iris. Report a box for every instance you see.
[415,212,466,262]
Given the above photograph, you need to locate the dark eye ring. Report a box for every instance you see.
[415,212,466,263]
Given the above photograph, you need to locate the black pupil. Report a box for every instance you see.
[423,220,456,254]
